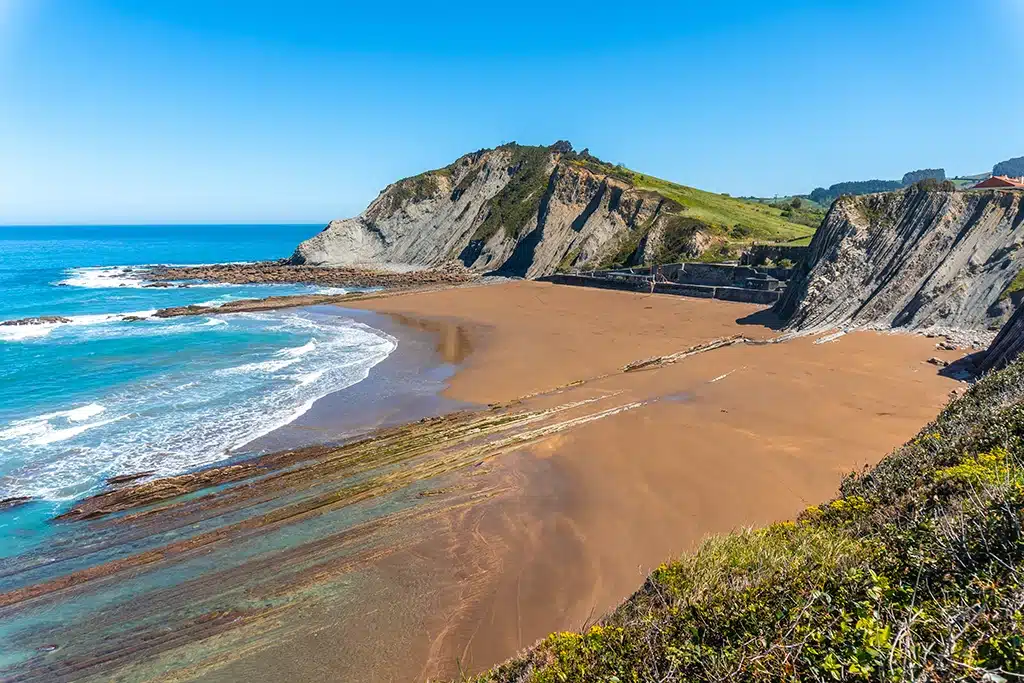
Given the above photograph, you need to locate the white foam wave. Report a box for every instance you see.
[217,357,303,375]
[0,403,121,448]
[0,313,397,501]
[0,310,159,343]
[29,416,126,446]
[291,370,326,386]
[0,324,57,341]
[278,339,316,358]
[64,403,106,422]
[58,263,254,289]
[58,266,148,289]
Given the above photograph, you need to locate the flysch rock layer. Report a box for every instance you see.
[290,144,705,279]
[775,187,1024,332]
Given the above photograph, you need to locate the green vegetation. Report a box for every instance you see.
[451,165,482,201]
[586,169,818,266]
[556,246,582,273]
[596,216,659,270]
[440,142,820,262]
[913,178,957,193]
[630,173,818,246]
[472,144,552,242]
[1000,268,1024,301]
[472,358,1024,682]
[772,199,827,230]
[388,171,445,207]
[653,216,709,264]
[786,235,814,247]
[811,180,904,206]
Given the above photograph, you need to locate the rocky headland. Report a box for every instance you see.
[289,142,814,278]
[775,185,1024,334]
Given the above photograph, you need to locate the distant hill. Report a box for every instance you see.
[901,168,945,185]
[809,168,947,206]
[809,180,903,205]
[994,156,1024,178]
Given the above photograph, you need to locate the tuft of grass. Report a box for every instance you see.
[1001,268,1024,301]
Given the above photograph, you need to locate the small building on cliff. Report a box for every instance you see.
[973,175,1024,189]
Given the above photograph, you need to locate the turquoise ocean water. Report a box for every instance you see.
[0,225,397,557]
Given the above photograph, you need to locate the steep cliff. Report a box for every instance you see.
[775,186,1024,332]
[291,143,812,278]
[979,303,1024,372]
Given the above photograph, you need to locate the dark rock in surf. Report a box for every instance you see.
[1,316,72,326]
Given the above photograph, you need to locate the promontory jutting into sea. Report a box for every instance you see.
[2,2,1023,681]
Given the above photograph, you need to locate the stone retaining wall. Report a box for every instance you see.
[740,245,810,267]
[542,274,781,305]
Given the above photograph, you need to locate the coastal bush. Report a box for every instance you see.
[472,145,552,242]
[912,178,957,193]
[597,221,652,270]
[730,223,753,238]
[471,359,1024,682]
[389,172,443,208]
[1001,268,1024,301]
[810,180,903,206]
[652,216,709,264]
[695,242,738,263]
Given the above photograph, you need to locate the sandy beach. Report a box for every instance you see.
[1,281,967,682]
[204,281,964,681]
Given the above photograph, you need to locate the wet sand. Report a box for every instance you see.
[241,307,474,454]
[208,282,965,681]
[0,281,968,682]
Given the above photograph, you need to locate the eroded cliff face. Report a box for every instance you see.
[775,187,1024,332]
[291,144,708,278]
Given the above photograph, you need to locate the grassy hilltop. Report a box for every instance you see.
[631,173,819,245]
[404,143,822,267]
[472,360,1024,682]
[565,151,820,260]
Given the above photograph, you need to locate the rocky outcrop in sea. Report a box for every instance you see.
[144,260,476,288]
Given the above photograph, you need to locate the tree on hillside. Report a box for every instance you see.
[913,178,956,192]
[810,180,902,205]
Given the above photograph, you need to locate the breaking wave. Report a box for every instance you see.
[0,312,397,501]
[0,311,159,342]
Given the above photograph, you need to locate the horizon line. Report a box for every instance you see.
[0,221,328,228]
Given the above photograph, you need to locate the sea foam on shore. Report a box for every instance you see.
[0,310,397,502]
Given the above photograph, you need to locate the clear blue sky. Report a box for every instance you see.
[2,0,1022,224]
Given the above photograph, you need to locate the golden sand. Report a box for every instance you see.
[197,281,965,682]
